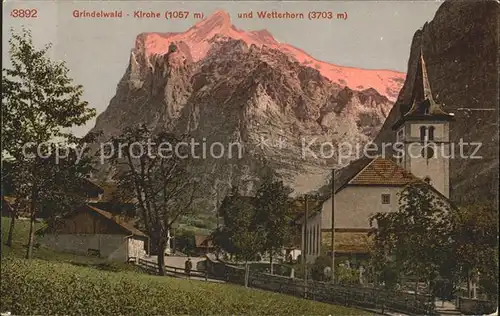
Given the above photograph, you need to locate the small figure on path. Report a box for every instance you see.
[185,257,192,279]
[359,265,365,285]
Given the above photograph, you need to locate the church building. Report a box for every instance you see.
[300,49,455,265]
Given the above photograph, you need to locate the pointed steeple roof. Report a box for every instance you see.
[392,35,454,130]
[404,47,449,117]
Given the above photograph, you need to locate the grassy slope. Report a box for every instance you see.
[1,258,372,315]
[0,217,372,315]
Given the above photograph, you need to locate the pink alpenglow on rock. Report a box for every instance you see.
[134,10,405,101]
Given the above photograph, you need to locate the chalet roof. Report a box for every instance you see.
[81,179,104,195]
[88,201,137,219]
[96,182,139,204]
[291,196,324,222]
[85,205,147,238]
[194,234,214,248]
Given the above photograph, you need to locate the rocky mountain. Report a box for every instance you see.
[134,11,405,101]
[374,0,499,205]
[91,10,404,196]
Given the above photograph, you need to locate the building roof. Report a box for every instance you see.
[310,157,419,203]
[321,230,373,254]
[393,47,454,130]
[85,204,147,238]
[81,179,104,195]
[194,234,214,248]
[291,196,324,222]
[97,183,124,202]
[349,157,419,186]
[297,156,452,222]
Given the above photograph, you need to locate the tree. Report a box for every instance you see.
[6,139,96,258]
[254,171,293,274]
[1,161,19,247]
[107,125,203,275]
[214,187,253,257]
[2,28,96,258]
[2,28,95,159]
[369,182,452,292]
[234,228,266,287]
[207,163,235,259]
[370,183,498,301]
[174,229,197,256]
[448,203,498,299]
[213,186,264,287]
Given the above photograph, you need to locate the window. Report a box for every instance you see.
[421,146,435,159]
[304,227,308,255]
[317,225,321,255]
[314,225,317,255]
[309,227,312,256]
[428,126,435,141]
[419,126,427,142]
[313,226,316,255]
[395,143,404,165]
[311,226,314,255]
[312,226,316,255]
[308,228,312,255]
[381,194,391,204]
[306,228,309,255]
[424,176,431,184]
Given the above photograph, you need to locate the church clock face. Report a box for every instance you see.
[421,146,435,159]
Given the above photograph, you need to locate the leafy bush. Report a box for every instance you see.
[175,229,197,256]
[380,264,400,290]
[335,264,359,285]
[310,256,361,285]
[311,256,332,282]
[0,258,365,316]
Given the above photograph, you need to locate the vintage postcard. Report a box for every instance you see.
[2,1,498,315]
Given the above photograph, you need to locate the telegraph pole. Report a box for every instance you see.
[331,169,336,284]
[303,194,308,297]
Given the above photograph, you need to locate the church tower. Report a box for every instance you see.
[392,46,454,198]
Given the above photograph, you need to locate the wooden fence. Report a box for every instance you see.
[130,257,220,281]
[129,256,436,315]
[205,256,436,315]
